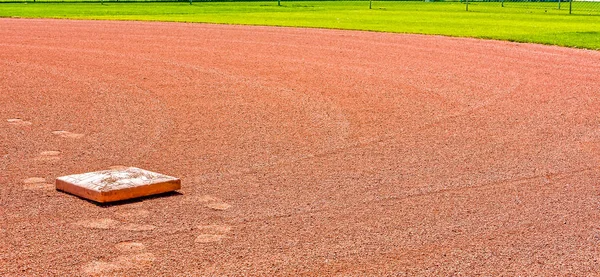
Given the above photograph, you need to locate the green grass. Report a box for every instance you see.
[1,1,599,49]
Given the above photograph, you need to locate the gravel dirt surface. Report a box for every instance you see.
[1,18,600,276]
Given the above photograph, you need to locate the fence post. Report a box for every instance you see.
[501,0,504,7]
[278,0,280,6]
[569,0,572,14]
[370,0,372,9]
[189,0,192,5]
[466,0,469,11]
[558,0,561,10]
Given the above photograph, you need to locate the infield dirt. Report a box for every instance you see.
[1,18,600,276]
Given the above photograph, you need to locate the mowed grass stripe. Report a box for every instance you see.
[0,2,599,49]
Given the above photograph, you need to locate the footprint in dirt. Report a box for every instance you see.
[181,194,219,204]
[52,130,85,139]
[72,218,156,232]
[114,207,156,231]
[115,241,146,252]
[114,208,150,221]
[206,202,232,211]
[73,218,121,230]
[120,223,157,232]
[195,224,232,244]
[182,194,232,211]
[22,177,54,190]
[82,241,155,275]
[7,118,32,127]
[34,150,61,163]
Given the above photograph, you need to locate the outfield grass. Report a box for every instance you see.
[0,1,599,49]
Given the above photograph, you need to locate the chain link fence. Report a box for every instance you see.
[1,0,599,15]
[364,0,600,14]
[459,0,600,14]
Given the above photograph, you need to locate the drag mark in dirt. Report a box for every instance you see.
[3,18,600,275]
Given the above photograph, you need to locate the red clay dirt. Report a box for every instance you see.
[1,18,600,276]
